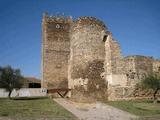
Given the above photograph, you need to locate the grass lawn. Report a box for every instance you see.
[105,100,160,116]
[0,97,76,119]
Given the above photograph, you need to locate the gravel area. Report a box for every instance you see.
[53,98,137,120]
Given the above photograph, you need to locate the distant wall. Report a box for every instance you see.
[107,55,157,101]
[0,88,47,98]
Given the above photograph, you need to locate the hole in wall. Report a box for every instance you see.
[55,64,62,68]
[103,35,107,42]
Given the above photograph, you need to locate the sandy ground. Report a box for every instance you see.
[53,98,138,120]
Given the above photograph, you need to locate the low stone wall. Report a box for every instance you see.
[0,88,47,98]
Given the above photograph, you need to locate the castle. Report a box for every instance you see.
[41,13,160,101]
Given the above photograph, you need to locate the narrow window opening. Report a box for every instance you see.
[103,35,107,42]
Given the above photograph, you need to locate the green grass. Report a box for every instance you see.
[0,97,76,119]
[105,100,160,116]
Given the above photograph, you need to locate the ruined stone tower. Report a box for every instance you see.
[68,17,108,100]
[42,13,160,101]
[42,13,72,88]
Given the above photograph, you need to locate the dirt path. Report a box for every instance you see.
[53,98,137,120]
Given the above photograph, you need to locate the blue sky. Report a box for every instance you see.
[0,0,160,78]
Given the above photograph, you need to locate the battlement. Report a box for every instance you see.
[71,16,107,32]
[43,13,73,24]
[124,55,153,59]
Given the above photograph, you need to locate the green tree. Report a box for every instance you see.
[0,66,24,99]
[141,73,160,103]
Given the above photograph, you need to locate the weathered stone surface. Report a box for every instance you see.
[153,59,160,73]
[68,17,108,100]
[42,13,72,88]
[41,13,160,101]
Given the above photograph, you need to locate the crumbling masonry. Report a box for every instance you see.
[42,13,160,101]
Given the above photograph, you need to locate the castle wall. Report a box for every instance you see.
[123,56,153,86]
[134,56,153,74]
[104,34,124,86]
[104,34,128,101]
[68,17,108,101]
[42,14,72,88]
[41,14,159,101]
[108,56,155,101]
[153,59,160,73]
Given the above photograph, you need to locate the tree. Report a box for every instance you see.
[0,66,24,99]
[141,73,160,103]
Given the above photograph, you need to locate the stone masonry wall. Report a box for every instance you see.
[153,59,160,73]
[108,56,156,101]
[68,17,108,101]
[41,14,160,101]
[104,33,123,85]
[42,13,72,88]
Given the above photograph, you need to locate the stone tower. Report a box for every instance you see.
[68,17,108,100]
[41,13,72,88]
